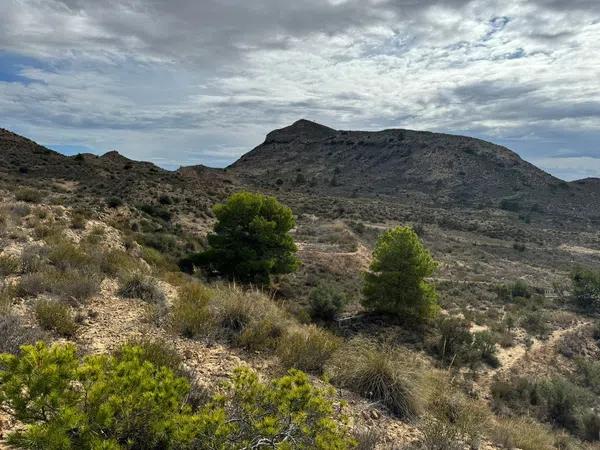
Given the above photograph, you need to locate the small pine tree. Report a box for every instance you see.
[193,191,299,283]
[362,226,438,319]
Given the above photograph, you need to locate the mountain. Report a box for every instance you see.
[229,120,600,219]
[0,128,232,209]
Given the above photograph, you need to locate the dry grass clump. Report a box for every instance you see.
[490,417,555,450]
[15,188,44,203]
[16,268,101,303]
[118,273,166,305]
[20,244,48,273]
[276,324,342,374]
[327,338,424,419]
[423,374,491,449]
[0,253,20,276]
[210,285,291,350]
[0,288,13,315]
[34,299,77,337]
[0,314,46,355]
[116,337,183,374]
[170,281,212,338]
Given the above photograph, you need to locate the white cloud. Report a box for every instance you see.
[0,0,599,180]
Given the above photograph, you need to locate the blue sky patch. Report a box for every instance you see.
[0,52,45,84]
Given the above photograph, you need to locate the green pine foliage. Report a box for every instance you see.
[0,342,353,449]
[192,191,299,283]
[362,226,438,319]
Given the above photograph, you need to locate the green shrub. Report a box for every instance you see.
[0,342,189,449]
[0,342,353,449]
[191,191,299,283]
[327,338,423,419]
[520,311,550,337]
[34,299,77,337]
[139,203,172,221]
[362,226,438,319]
[576,358,600,394]
[118,273,166,304]
[276,324,342,374]
[537,377,591,433]
[432,317,499,368]
[572,268,600,313]
[15,188,43,203]
[106,196,123,208]
[492,375,595,439]
[510,280,532,299]
[0,253,20,275]
[309,282,347,321]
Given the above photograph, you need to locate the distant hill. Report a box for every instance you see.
[2,123,599,223]
[0,128,233,216]
[229,120,600,219]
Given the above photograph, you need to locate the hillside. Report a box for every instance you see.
[230,120,600,220]
[1,125,600,449]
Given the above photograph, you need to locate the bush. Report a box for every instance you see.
[139,203,172,221]
[210,286,289,348]
[170,281,212,338]
[309,282,347,321]
[16,268,101,303]
[34,299,77,337]
[191,191,299,283]
[0,314,46,355]
[0,343,353,449]
[20,244,48,273]
[424,375,490,448]
[327,338,423,419]
[432,317,499,368]
[118,273,166,304]
[0,253,20,275]
[15,188,43,203]
[116,337,182,374]
[537,377,591,433]
[106,196,123,208]
[520,311,550,337]
[492,375,595,438]
[572,268,600,313]
[362,226,438,319]
[276,324,342,374]
[491,417,555,450]
[0,342,189,449]
[576,358,600,394]
[510,280,532,299]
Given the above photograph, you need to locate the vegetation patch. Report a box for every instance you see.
[327,338,424,419]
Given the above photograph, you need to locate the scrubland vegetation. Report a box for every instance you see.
[1,188,600,450]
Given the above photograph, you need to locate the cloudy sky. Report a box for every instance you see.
[1,0,599,180]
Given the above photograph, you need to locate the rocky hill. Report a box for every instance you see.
[230,120,600,220]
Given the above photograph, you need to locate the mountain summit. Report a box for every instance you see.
[230,120,600,219]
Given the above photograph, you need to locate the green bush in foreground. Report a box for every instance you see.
[362,226,438,320]
[0,342,353,449]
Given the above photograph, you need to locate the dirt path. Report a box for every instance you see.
[477,320,591,399]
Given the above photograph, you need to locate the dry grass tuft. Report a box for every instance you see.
[327,338,424,419]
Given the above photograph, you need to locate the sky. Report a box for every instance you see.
[0,0,599,180]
